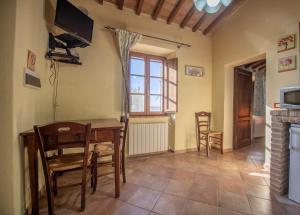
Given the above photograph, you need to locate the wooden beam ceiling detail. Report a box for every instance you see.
[117,0,124,10]
[167,0,186,24]
[257,65,266,71]
[180,6,195,28]
[245,60,265,68]
[252,61,266,69]
[192,13,208,32]
[203,0,247,35]
[152,0,165,20]
[136,0,144,15]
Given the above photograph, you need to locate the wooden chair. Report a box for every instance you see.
[34,122,92,214]
[195,112,223,156]
[91,116,129,192]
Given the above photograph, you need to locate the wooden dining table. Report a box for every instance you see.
[20,118,123,215]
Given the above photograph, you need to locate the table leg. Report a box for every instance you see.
[27,136,39,215]
[113,129,120,198]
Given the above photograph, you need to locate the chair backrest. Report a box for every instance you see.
[34,122,92,175]
[120,116,129,152]
[195,112,211,132]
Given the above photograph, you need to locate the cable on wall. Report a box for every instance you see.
[49,60,60,120]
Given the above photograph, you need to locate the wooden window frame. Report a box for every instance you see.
[165,58,178,113]
[129,52,166,116]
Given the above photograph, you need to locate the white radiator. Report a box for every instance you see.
[128,123,169,156]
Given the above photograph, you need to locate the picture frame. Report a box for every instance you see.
[277,34,296,53]
[27,50,37,71]
[278,55,297,73]
[185,65,205,77]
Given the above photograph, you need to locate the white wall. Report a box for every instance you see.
[0,0,16,214]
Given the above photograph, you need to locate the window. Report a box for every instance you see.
[129,52,178,115]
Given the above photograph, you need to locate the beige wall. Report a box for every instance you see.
[0,0,16,214]
[212,0,300,151]
[56,0,213,151]
[0,0,54,213]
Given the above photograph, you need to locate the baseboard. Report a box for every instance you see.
[223,148,233,153]
[170,147,198,154]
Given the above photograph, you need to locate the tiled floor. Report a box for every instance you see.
[40,138,300,215]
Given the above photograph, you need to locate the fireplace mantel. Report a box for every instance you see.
[270,109,300,195]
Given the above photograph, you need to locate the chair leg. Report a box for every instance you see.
[45,174,55,215]
[90,161,94,189]
[121,152,126,183]
[53,173,58,196]
[112,155,115,167]
[205,135,209,157]
[220,133,224,154]
[92,155,98,193]
[81,169,87,211]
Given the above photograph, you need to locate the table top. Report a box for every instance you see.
[20,118,123,136]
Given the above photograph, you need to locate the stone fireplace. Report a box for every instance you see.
[270,109,300,195]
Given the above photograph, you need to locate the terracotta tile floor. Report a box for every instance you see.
[40,138,300,215]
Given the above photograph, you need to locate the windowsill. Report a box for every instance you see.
[129,113,168,118]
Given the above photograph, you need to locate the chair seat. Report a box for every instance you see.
[94,143,114,156]
[200,130,222,136]
[48,152,92,173]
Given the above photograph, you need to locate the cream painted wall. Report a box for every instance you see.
[8,0,54,213]
[212,0,300,151]
[0,1,16,214]
[55,0,213,151]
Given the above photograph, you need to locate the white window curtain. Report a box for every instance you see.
[253,69,266,116]
[115,29,142,116]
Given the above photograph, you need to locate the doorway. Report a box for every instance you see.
[233,59,266,150]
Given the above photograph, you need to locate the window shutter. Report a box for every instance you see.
[164,58,178,113]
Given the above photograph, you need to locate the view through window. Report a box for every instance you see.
[129,52,177,115]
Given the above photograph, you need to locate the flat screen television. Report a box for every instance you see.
[54,0,94,43]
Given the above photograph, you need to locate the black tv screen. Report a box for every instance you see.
[55,0,94,43]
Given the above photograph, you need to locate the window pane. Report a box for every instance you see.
[169,83,177,101]
[130,76,145,93]
[150,78,162,94]
[131,95,144,112]
[168,101,176,112]
[150,60,163,77]
[150,95,162,112]
[169,67,177,83]
[130,57,145,76]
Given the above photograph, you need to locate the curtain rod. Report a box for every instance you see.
[105,26,191,48]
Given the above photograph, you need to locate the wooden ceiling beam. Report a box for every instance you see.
[136,0,144,15]
[203,0,247,35]
[117,0,124,10]
[245,59,265,68]
[252,61,266,69]
[192,13,208,32]
[180,6,195,28]
[152,0,165,20]
[257,65,266,71]
[167,0,185,24]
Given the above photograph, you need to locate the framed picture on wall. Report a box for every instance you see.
[27,50,37,71]
[277,34,296,53]
[185,65,205,77]
[278,55,297,72]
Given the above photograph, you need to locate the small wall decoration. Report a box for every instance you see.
[278,55,297,73]
[278,34,296,53]
[27,50,37,71]
[185,65,205,77]
[24,68,41,88]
